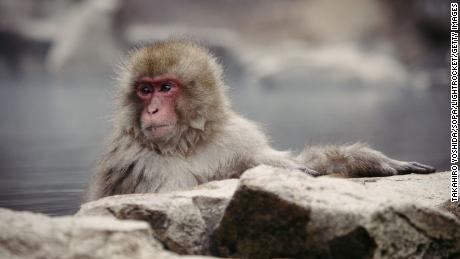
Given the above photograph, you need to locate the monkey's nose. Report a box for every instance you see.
[148,108,159,114]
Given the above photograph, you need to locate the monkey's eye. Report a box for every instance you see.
[137,83,153,97]
[160,82,173,92]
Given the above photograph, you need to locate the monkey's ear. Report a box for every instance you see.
[190,117,206,131]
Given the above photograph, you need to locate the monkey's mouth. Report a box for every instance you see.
[141,123,177,140]
[143,123,175,131]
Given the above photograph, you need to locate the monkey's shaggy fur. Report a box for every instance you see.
[86,40,435,201]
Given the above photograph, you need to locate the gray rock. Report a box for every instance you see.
[440,200,460,219]
[77,179,238,255]
[0,207,215,259]
[347,171,450,208]
[212,166,460,259]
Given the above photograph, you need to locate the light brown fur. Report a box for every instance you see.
[86,40,435,201]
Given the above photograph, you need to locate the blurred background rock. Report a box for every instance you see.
[0,0,450,215]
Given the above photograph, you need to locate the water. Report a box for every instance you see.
[0,77,449,216]
[0,78,112,215]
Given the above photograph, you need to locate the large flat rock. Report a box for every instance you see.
[76,167,456,258]
[0,208,215,259]
[77,179,239,255]
[212,166,459,259]
[347,172,450,208]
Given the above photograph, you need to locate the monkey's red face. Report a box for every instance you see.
[135,74,181,140]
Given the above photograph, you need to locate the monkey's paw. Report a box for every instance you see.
[392,161,436,175]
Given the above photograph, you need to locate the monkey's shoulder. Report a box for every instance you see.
[213,114,271,150]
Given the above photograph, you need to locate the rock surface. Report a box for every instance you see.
[212,166,460,259]
[347,171,450,208]
[77,179,238,255]
[441,200,460,219]
[3,168,455,258]
[0,208,215,259]
[76,167,455,258]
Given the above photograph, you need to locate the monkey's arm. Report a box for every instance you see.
[223,115,320,176]
[250,148,320,176]
[297,142,435,177]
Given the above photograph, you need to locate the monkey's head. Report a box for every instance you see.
[116,40,230,154]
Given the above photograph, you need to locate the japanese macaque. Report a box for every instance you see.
[86,40,435,201]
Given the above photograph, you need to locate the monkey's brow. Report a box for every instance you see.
[135,75,181,85]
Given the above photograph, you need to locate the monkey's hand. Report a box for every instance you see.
[298,143,436,178]
[384,160,436,175]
